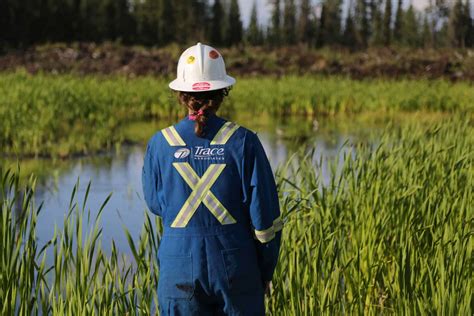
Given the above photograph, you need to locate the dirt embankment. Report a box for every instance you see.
[1,43,473,80]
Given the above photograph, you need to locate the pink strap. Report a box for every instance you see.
[189,109,204,121]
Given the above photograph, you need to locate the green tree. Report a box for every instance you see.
[343,1,359,47]
[171,0,187,43]
[192,0,210,43]
[132,0,160,45]
[369,0,384,46]
[227,0,243,46]
[318,0,343,46]
[93,0,132,41]
[246,0,262,45]
[448,0,468,47]
[464,0,473,47]
[402,4,420,47]
[298,0,312,44]
[172,0,209,44]
[76,0,96,41]
[158,0,175,44]
[421,14,433,47]
[116,0,133,41]
[382,0,392,45]
[0,0,11,48]
[355,0,370,46]
[283,0,297,44]
[270,0,282,45]
[211,0,224,45]
[426,0,450,47]
[394,0,404,41]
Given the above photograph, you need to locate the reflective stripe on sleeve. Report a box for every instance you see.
[210,122,239,145]
[254,216,283,243]
[162,126,186,146]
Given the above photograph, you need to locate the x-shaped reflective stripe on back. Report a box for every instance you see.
[171,162,236,227]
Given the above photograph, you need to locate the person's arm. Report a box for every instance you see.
[242,131,282,287]
[142,138,162,216]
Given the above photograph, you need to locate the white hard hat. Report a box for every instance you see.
[169,43,236,92]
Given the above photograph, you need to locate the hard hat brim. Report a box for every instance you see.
[169,76,236,92]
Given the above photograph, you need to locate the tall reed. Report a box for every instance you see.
[272,117,472,314]
[1,171,160,315]
[1,118,472,314]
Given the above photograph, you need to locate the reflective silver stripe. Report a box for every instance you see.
[171,164,225,227]
[172,163,236,227]
[174,163,198,187]
[203,194,236,225]
[210,122,239,145]
[178,164,223,226]
[162,126,186,146]
[254,216,283,243]
[255,229,275,243]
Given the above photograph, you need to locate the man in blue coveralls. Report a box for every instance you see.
[142,43,282,315]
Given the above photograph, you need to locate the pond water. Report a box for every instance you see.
[4,114,423,255]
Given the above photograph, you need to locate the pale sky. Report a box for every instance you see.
[239,0,431,27]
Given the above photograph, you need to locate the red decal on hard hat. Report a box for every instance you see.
[192,82,211,91]
[209,50,219,59]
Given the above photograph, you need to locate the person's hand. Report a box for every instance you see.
[264,281,272,296]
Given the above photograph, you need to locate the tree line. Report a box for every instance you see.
[1,0,473,49]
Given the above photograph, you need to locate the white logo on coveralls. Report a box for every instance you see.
[174,148,190,159]
[193,146,224,160]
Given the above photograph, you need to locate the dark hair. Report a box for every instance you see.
[177,88,230,137]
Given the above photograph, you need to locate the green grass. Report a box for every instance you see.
[272,118,473,314]
[0,71,473,157]
[1,118,472,315]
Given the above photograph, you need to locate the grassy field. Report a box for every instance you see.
[1,71,473,157]
[1,118,472,315]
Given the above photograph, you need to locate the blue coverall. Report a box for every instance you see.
[142,114,282,315]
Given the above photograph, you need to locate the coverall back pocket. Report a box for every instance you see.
[221,247,261,294]
[158,254,194,299]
